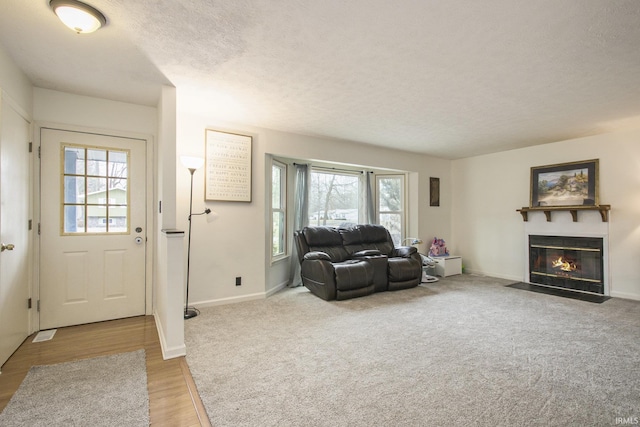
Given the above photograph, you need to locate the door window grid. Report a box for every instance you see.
[61,144,130,234]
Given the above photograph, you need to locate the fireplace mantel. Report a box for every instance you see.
[517,205,611,222]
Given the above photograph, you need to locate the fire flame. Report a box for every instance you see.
[551,257,577,272]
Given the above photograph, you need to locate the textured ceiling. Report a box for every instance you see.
[1,0,639,159]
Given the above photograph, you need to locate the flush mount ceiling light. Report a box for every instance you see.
[50,0,107,34]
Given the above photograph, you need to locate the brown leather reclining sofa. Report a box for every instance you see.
[294,224,423,300]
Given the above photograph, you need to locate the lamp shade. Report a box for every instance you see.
[50,0,106,34]
[181,156,205,170]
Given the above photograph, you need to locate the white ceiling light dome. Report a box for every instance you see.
[50,0,107,34]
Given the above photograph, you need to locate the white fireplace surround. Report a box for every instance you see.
[523,210,610,296]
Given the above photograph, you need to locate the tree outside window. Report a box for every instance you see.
[308,171,360,227]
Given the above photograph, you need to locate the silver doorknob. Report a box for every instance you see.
[1,243,15,252]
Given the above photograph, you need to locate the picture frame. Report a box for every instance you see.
[204,129,252,202]
[530,159,598,207]
[430,177,440,207]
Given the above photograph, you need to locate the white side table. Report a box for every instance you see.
[432,255,462,277]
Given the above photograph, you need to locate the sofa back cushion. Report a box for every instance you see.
[341,224,395,256]
[301,226,350,262]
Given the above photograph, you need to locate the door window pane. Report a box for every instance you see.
[64,147,85,174]
[64,205,85,233]
[108,151,128,178]
[108,206,127,232]
[87,149,107,176]
[64,176,84,204]
[88,206,108,232]
[108,177,127,223]
[62,144,130,234]
[87,177,107,195]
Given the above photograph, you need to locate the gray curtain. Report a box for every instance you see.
[288,163,310,287]
[363,171,375,224]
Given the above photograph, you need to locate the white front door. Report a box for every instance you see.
[0,96,31,368]
[40,128,146,330]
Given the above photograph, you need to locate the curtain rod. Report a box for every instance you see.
[293,163,364,174]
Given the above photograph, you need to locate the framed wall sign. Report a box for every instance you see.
[205,129,252,202]
[530,159,598,207]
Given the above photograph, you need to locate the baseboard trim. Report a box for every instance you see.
[610,290,640,301]
[193,282,291,309]
[193,292,266,308]
[153,312,186,360]
[266,281,289,297]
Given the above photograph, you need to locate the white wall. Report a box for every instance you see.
[154,86,186,359]
[452,129,640,300]
[177,110,452,306]
[0,43,32,113]
[33,88,156,135]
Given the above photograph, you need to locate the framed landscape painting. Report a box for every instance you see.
[530,159,599,207]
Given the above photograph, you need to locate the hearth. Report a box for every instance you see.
[529,235,604,294]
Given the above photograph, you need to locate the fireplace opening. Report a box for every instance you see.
[529,235,604,294]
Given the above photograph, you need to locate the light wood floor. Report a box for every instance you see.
[0,316,211,426]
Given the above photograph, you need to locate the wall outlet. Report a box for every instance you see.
[235,276,242,286]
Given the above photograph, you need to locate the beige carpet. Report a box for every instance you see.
[0,350,149,427]
[185,275,640,426]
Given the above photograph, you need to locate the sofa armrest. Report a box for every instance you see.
[352,249,382,258]
[303,251,332,261]
[392,246,418,258]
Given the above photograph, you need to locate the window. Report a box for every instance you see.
[376,175,405,245]
[272,160,287,258]
[308,170,360,227]
[62,144,129,234]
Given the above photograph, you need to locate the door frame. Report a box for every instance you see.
[33,122,155,330]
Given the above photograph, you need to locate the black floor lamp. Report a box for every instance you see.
[181,156,211,319]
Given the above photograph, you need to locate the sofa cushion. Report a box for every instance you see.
[341,224,395,256]
[333,260,373,291]
[302,226,349,262]
[388,257,422,282]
